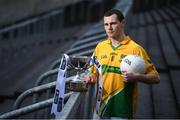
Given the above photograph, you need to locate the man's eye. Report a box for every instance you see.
[111,23,117,25]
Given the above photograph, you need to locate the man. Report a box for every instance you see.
[84,9,160,119]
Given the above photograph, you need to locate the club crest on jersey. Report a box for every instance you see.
[110,52,118,56]
[119,54,126,62]
[120,54,126,59]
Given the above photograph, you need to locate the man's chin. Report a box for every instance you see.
[108,35,115,39]
[107,34,115,38]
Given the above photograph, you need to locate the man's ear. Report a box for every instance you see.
[121,19,125,25]
[121,19,125,28]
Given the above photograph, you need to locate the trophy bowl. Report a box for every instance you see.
[66,56,91,92]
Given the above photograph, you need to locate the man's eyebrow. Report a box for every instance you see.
[104,22,117,25]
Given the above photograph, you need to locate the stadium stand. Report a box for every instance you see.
[0,0,180,119]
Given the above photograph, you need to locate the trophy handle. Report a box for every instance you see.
[68,63,75,69]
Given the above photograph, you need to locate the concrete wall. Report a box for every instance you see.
[0,0,82,26]
[133,0,180,13]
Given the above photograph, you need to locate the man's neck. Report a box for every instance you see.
[111,34,125,47]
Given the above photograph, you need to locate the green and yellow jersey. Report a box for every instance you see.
[91,36,158,118]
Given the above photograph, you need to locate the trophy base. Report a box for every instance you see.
[66,80,88,92]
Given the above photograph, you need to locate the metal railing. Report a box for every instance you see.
[0,92,72,119]
[14,73,75,109]
[0,83,96,119]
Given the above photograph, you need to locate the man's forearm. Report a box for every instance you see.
[138,73,160,84]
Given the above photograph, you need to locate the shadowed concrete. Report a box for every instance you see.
[0,0,83,26]
[129,4,180,118]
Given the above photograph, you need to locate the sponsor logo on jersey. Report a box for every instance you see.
[101,54,107,59]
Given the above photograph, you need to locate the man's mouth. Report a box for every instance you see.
[108,31,114,34]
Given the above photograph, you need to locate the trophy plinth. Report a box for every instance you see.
[67,79,88,92]
[66,56,90,92]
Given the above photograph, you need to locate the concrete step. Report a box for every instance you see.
[146,25,167,70]
[157,22,180,67]
[152,73,179,118]
[170,70,180,109]
[136,83,153,118]
[129,5,180,118]
[166,21,180,54]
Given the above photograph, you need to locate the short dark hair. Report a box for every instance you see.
[104,9,124,22]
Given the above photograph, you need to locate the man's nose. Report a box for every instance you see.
[108,25,112,30]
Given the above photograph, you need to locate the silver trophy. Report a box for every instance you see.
[67,56,91,92]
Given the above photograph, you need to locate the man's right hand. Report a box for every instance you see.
[83,74,97,84]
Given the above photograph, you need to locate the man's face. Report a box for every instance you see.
[104,14,125,39]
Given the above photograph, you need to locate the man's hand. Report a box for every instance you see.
[121,71,139,83]
[83,74,97,84]
[121,71,160,84]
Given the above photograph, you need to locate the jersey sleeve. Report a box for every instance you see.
[133,46,159,75]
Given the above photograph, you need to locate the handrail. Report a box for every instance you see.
[0,92,72,119]
[35,68,58,86]
[14,82,55,109]
[71,32,106,48]
[0,84,95,119]
[14,74,75,109]
[66,41,99,55]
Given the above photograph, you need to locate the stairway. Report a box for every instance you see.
[129,4,180,118]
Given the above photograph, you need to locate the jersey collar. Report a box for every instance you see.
[106,36,130,45]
